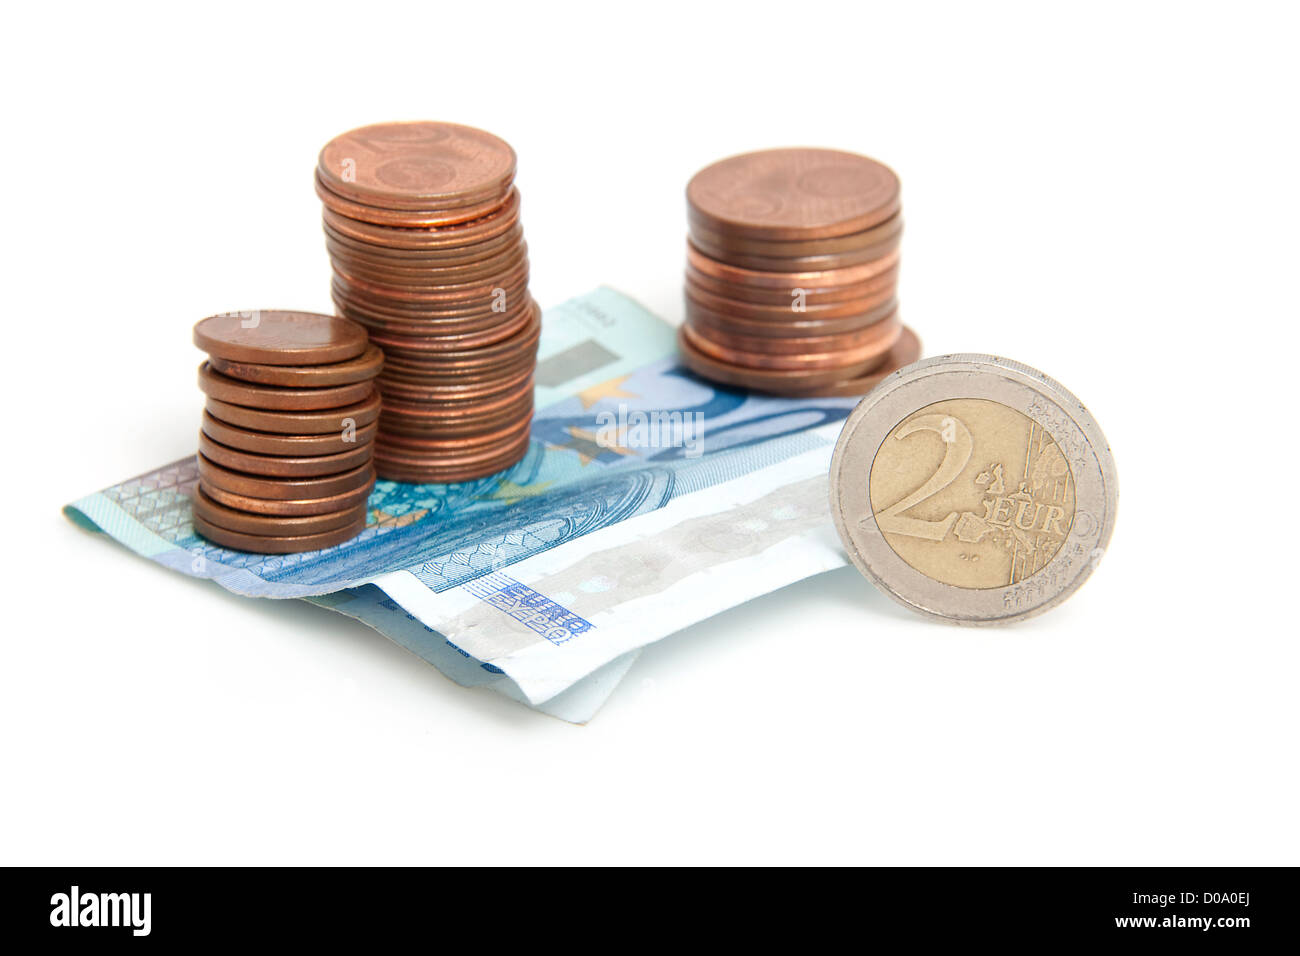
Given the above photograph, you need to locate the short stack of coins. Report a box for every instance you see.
[680,148,921,397]
[191,310,381,554]
[315,121,539,483]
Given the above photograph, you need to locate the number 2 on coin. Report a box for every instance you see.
[873,414,972,541]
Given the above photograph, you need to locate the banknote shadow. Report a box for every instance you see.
[632,563,917,676]
[70,522,553,730]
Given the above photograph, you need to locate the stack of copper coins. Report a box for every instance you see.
[315,121,539,483]
[679,148,921,397]
[191,311,381,554]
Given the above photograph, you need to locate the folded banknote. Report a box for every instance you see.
[66,287,860,720]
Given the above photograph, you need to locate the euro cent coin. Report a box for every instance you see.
[193,311,368,366]
[208,343,383,387]
[829,355,1118,624]
[687,148,900,240]
[192,511,367,555]
[317,121,516,209]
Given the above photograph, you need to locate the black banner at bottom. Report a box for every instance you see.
[3,866,1289,945]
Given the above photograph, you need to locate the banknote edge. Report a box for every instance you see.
[366,435,851,705]
[64,493,178,559]
[496,524,849,703]
[305,588,641,722]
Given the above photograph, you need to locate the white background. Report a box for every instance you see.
[3,1,1296,865]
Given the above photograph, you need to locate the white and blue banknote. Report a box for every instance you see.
[66,288,859,721]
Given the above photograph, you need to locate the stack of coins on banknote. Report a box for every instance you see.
[190,310,381,553]
[316,121,539,483]
[680,148,921,397]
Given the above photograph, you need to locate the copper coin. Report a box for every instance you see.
[330,240,526,286]
[363,318,531,358]
[363,305,532,354]
[193,310,368,366]
[380,396,534,439]
[322,203,519,253]
[377,367,532,400]
[374,428,531,484]
[378,414,531,443]
[332,258,529,306]
[686,305,900,352]
[364,298,540,359]
[379,401,532,437]
[325,239,527,283]
[205,390,380,435]
[326,250,525,288]
[691,277,894,321]
[332,279,529,323]
[377,359,536,392]
[332,276,529,322]
[688,212,902,257]
[325,223,522,269]
[197,456,375,503]
[317,121,517,209]
[378,376,534,423]
[378,371,533,405]
[208,344,383,387]
[338,304,529,342]
[355,296,538,355]
[771,326,922,397]
[201,411,377,456]
[321,188,520,249]
[193,511,367,554]
[325,243,525,285]
[378,389,532,424]
[685,262,900,305]
[198,432,374,478]
[376,350,535,387]
[199,475,375,517]
[317,166,508,211]
[323,220,524,263]
[380,418,530,442]
[378,421,531,462]
[329,254,518,289]
[686,287,899,332]
[676,326,882,390]
[378,402,533,437]
[332,277,529,320]
[332,260,529,306]
[378,352,535,385]
[193,485,368,536]
[329,255,526,293]
[690,233,900,273]
[314,172,510,228]
[683,317,901,371]
[333,282,528,322]
[676,323,918,395]
[379,414,532,452]
[686,242,900,290]
[375,363,533,402]
[687,314,901,361]
[198,362,375,411]
[687,148,900,240]
[378,346,535,385]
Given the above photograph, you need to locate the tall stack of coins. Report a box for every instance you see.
[316,121,539,483]
[680,148,921,397]
[191,311,381,554]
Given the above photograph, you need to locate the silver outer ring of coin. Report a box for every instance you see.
[828,354,1119,625]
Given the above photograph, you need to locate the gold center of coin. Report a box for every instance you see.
[868,398,1075,589]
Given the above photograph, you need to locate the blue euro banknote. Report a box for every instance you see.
[66,287,862,719]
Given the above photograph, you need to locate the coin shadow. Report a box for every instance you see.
[803,564,923,623]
